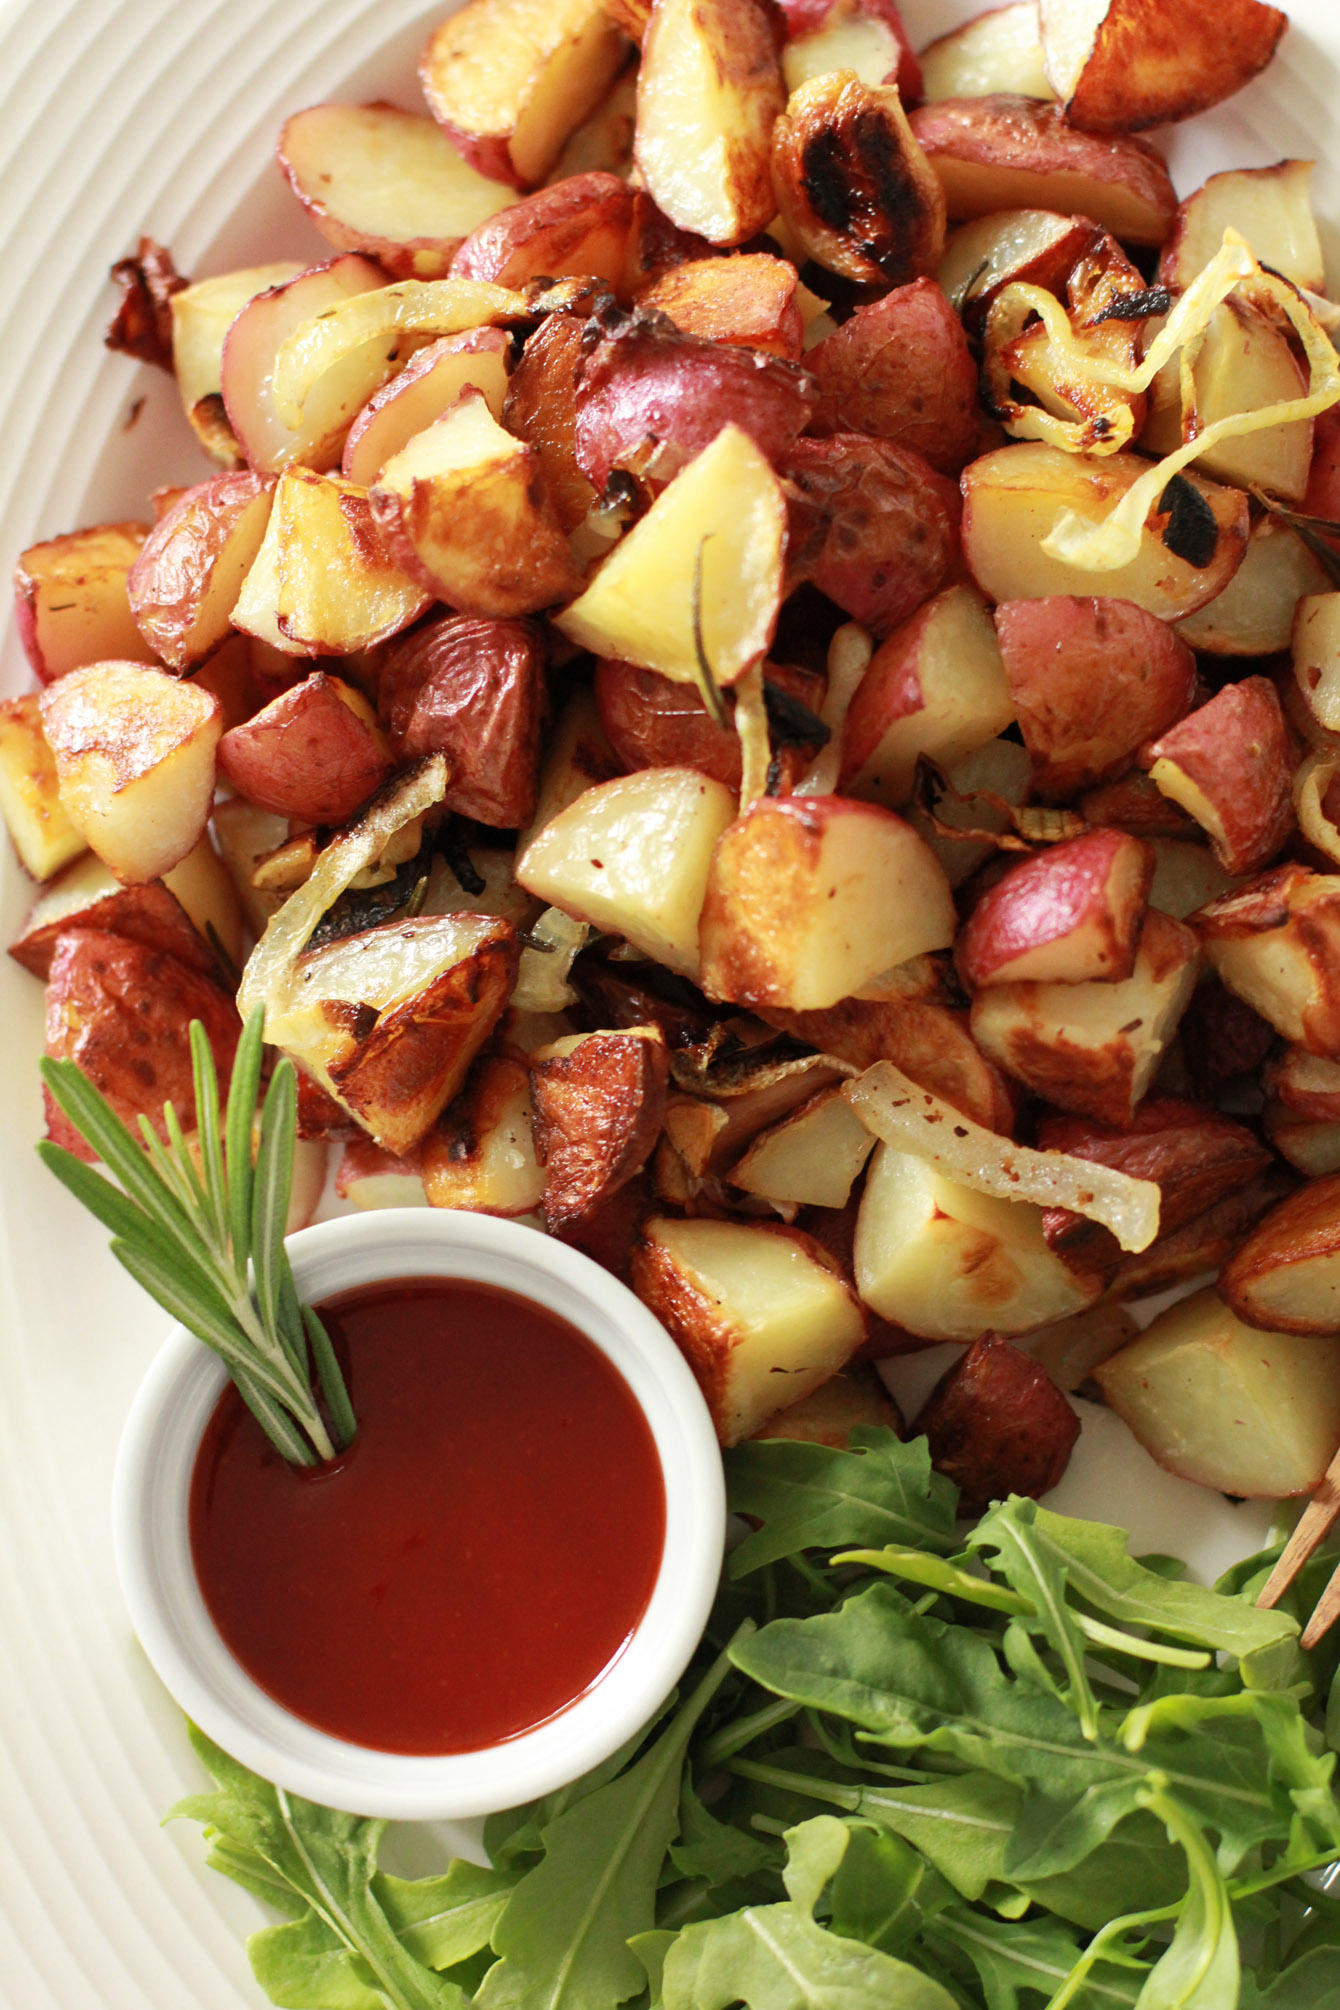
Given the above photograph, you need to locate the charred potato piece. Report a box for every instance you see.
[914,1334,1080,1512]
[530,1026,669,1228]
[1219,1173,1340,1337]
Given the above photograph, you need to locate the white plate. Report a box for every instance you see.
[0,3,1336,2001]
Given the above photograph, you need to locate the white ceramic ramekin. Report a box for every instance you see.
[112,1209,726,1820]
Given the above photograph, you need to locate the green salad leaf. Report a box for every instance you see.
[174,1433,1340,2010]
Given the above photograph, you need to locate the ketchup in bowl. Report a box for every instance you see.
[188,1277,667,1756]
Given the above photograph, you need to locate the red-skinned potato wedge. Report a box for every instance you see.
[635,0,786,247]
[783,434,961,637]
[336,1135,429,1209]
[420,1055,546,1216]
[596,657,824,790]
[273,913,521,1156]
[729,1083,877,1209]
[970,908,1200,1125]
[530,1025,669,1228]
[765,994,1017,1132]
[920,4,1054,103]
[342,329,512,488]
[0,696,88,882]
[556,423,786,683]
[370,389,580,618]
[806,278,979,475]
[1157,160,1324,297]
[1034,1097,1272,1272]
[854,1140,1100,1341]
[1266,1046,1340,1124]
[501,309,598,532]
[751,1363,903,1448]
[962,445,1248,622]
[278,102,518,279]
[420,0,629,190]
[957,830,1154,990]
[518,766,737,979]
[908,93,1176,244]
[450,171,635,288]
[630,1214,868,1445]
[378,612,546,828]
[1266,1107,1340,1180]
[770,72,946,287]
[14,522,157,683]
[1039,0,1286,134]
[218,673,393,826]
[573,310,816,496]
[11,851,221,980]
[232,468,432,657]
[127,474,274,672]
[1219,1172,1340,1336]
[220,255,387,475]
[40,662,221,885]
[915,1334,1079,1511]
[1106,1164,1294,1300]
[780,0,919,100]
[548,61,639,180]
[1095,1285,1340,1499]
[42,928,240,1163]
[1193,865,1340,1056]
[638,253,804,359]
[937,207,1093,325]
[699,794,955,1011]
[1292,591,1340,736]
[1145,297,1312,506]
[1146,678,1296,879]
[169,260,305,467]
[840,585,1013,806]
[1177,518,1328,660]
[994,595,1197,799]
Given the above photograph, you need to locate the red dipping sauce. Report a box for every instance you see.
[189,1278,667,1755]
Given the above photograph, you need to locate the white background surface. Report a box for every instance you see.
[0,2,1337,2002]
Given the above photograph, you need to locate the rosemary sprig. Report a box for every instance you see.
[38,1009,354,1467]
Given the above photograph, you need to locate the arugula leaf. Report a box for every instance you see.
[474,1635,744,2010]
[248,1912,389,2010]
[169,1726,464,2010]
[377,1864,518,1973]
[669,1772,776,1886]
[968,1506,1101,1739]
[981,1502,1297,1662]
[730,1586,1312,1879]
[827,1826,952,1957]
[1240,1947,1340,2007]
[926,1907,1145,2009]
[725,1430,958,1578]
[660,1819,959,2010]
[1121,1793,1238,2010]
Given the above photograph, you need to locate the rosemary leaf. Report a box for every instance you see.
[304,1303,356,1454]
[251,1060,298,1357]
[41,1058,196,1245]
[36,1141,199,1279]
[229,1364,321,1468]
[190,1021,229,1255]
[109,1236,306,1416]
[225,1010,265,1284]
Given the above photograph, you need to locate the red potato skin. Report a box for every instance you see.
[126,471,274,672]
[994,597,1199,800]
[218,673,394,826]
[11,879,217,981]
[378,612,546,828]
[623,189,721,293]
[595,656,825,788]
[449,171,636,289]
[502,311,599,533]
[43,928,241,1163]
[1304,407,1340,528]
[1035,1097,1273,1271]
[782,433,962,636]
[573,312,817,494]
[1146,676,1297,877]
[907,95,1177,245]
[914,1334,1080,1514]
[1179,977,1276,1097]
[530,1032,670,1230]
[806,278,980,475]
[956,829,1154,989]
[1059,0,1287,135]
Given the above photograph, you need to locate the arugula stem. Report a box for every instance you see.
[698,1696,802,1769]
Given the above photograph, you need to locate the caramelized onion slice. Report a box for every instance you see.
[843,1059,1160,1252]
